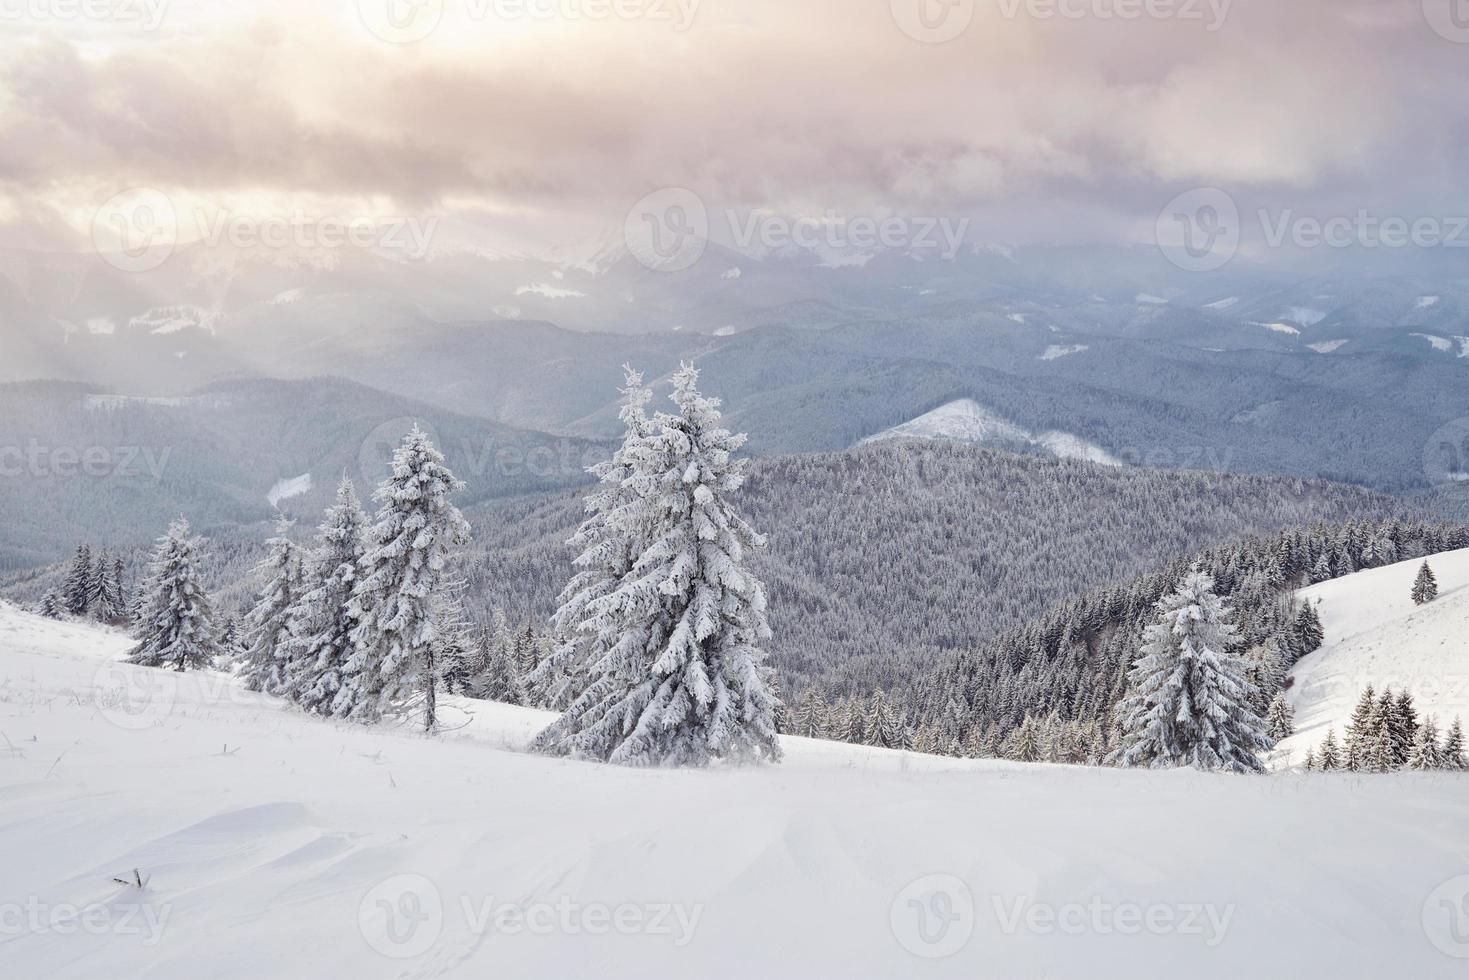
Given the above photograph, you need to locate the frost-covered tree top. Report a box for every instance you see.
[339,426,472,727]
[1109,570,1271,774]
[536,363,783,766]
[127,519,220,672]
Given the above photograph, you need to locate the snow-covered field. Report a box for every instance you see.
[1280,548,1469,765]
[2,602,1468,978]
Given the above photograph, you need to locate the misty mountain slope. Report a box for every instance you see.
[451,442,1419,693]
[0,377,604,570]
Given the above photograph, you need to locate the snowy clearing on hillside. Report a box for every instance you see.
[1308,339,1349,354]
[1412,333,1454,352]
[1253,321,1301,336]
[1203,296,1238,310]
[1279,549,1469,768]
[1286,306,1327,327]
[2,602,1468,978]
[1040,343,1088,361]
[266,473,314,509]
[1418,295,1441,309]
[862,399,1121,466]
[1135,292,1167,305]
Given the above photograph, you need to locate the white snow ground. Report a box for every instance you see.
[2,602,1468,978]
[1279,548,1469,767]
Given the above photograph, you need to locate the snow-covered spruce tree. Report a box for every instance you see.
[794,689,829,739]
[1266,692,1295,742]
[1345,685,1376,770]
[63,544,92,616]
[37,591,63,619]
[1107,571,1271,773]
[93,551,128,623]
[1444,717,1467,770]
[336,427,471,730]
[532,364,783,766]
[866,690,902,750]
[1412,561,1438,605]
[84,548,109,617]
[1294,602,1324,657]
[279,478,368,715]
[239,520,303,694]
[527,367,653,715]
[1318,728,1341,771]
[126,520,221,671]
[1408,716,1444,771]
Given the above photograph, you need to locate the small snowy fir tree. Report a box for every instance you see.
[1318,728,1341,771]
[63,544,92,616]
[1344,684,1376,770]
[1408,716,1444,771]
[1302,745,1317,771]
[127,520,220,670]
[794,689,829,739]
[1412,561,1438,605]
[1007,714,1043,762]
[1294,602,1324,655]
[37,591,63,619]
[527,368,653,713]
[1442,717,1466,770]
[532,364,783,766]
[1108,571,1271,773]
[280,478,368,715]
[1266,692,1295,742]
[239,519,303,694]
[93,551,128,623]
[337,427,471,730]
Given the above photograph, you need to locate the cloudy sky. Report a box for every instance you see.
[1,0,1466,257]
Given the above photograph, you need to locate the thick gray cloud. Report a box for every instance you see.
[0,0,1465,248]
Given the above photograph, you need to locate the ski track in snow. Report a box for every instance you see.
[1,601,1467,978]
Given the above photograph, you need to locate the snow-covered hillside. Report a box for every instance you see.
[861,398,1123,467]
[2,602,1468,978]
[1279,548,1469,765]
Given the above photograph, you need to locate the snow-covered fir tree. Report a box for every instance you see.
[1266,692,1295,742]
[1444,717,1466,770]
[1408,716,1444,771]
[532,364,783,766]
[527,368,653,712]
[1294,602,1324,656]
[239,520,303,694]
[126,520,221,671]
[1318,728,1341,771]
[1302,745,1317,771]
[336,427,471,730]
[63,544,92,616]
[37,591,63,619]
[1345,685,1377,771]
[1412,561,1438,605]
[865,690,902,750]
[1007,714,1043,762]
[93,552,129,623]
[279,478,368,715]
[1108,571,1271,773]
[794,689,828,739]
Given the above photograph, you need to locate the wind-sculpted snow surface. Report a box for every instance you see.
[2,602,1468,978]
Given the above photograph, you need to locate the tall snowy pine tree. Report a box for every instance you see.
[1108,571,1271,773]
[126,520,220,671]
[279,477,368,715]
[336,427,471,729]
[533,364,783,766]
[239,520,303,694]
